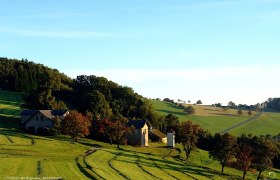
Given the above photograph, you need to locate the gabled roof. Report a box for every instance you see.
[149,129,167,138]
[21,110,68,125]
[21,110,68,118]
[128,120,147,129]
[167,129,175,134]
[21,110,38,116]
[39,110,55,119]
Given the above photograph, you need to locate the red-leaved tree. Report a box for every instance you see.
[62,110,91,142]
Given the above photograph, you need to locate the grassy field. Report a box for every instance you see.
[0,90,23,129]
[1,130,279,179]
[152,100,280,136]
[152,100,249,133]
[230,112,280,136]
[0,90,279,179]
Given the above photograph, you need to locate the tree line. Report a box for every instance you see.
[177,121,280,180]
[1,58,178,140]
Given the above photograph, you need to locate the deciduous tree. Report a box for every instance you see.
[62,110,91,142]
[237,109,243,116]
[184,106,195,115]
[247,110,252,117]
[236,143,254,180]
[252,138,279,180]
[209,133,237,173]
[179,121,201,159]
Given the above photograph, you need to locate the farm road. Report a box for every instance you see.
[219,111,263,134]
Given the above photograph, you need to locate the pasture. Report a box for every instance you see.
[230,112,280,136]
[2,130,278,179]
[152,100,250,133]
[0,90,279,179]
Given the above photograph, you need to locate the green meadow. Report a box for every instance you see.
[152,100,280,136]
[0,90,279,179]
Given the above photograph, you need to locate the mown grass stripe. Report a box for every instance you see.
[135,153,162,180]
[83,149,105,180]
[108,153,130,180]
[37,161,42,176]
[75,156,97,180]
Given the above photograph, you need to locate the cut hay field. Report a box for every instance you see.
[152,100,280,136]
[2,130,279,179]
[0,90,279,179]
[152,100,249,133]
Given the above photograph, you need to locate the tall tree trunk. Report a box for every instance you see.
[109,136,112,145]
[242,171,246,180]
[257,171,263,180]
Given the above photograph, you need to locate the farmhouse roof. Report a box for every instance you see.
[21,110,68,126]
[21,110,68,118]
[127,120,147,129]
[149,129,167,138]
[167,129,175,134]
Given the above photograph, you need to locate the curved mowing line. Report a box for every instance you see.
[153,162,179,180]
[147,153,179,180]
[76,148,105,180]
[165,164,198,180]
[135,153,162,180]
[75,156,97,180]
[163,148,199,180]
[108,153,130,180]
[83,151,105,180]
[163,149,172,160]
[5,135,14,143]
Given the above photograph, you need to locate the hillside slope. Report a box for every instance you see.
[0,90,279,179]
[0,90,23,128]
[152,100,280,136]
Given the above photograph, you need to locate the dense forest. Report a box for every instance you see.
[0,58,174,132]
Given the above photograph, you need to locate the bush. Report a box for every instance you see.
[184,106,195,115]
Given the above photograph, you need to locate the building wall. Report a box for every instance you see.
[162,137,167,144]
[127,123,149,146]
[167,133,175,148]
[127,129,142,145]
[25,113,53,133]
[21,115,31,124]
[141,124,149,146]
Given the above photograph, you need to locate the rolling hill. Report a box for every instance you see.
[152,100,280,136]
[0,90,279,179]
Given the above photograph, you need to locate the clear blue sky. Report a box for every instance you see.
[1,0,280,105]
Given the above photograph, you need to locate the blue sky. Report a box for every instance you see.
[1,0,280,105]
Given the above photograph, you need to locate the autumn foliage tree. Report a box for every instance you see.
[179,121,201,159]
[110,115,133,149]
[62,110,91,142]
[209,133,237,173]
[252,138,279,180]
[92,115,133,149]
[236,135,254,180]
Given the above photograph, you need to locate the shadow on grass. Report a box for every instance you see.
[209,113,236,116]
[0,115,19,129]
[104,149,241,180]
[0,129,34,145]
[0,99,21,106]
[156,109,186,116]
